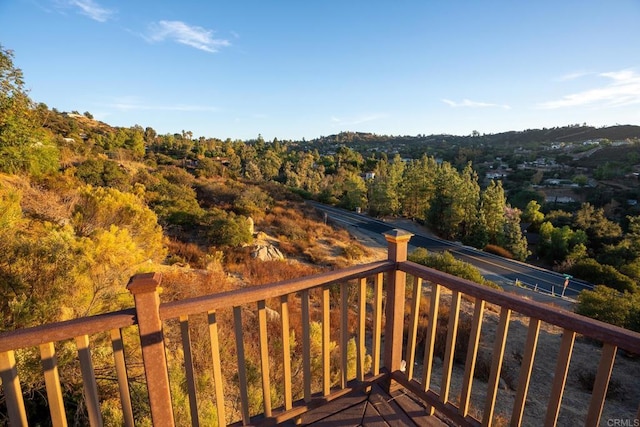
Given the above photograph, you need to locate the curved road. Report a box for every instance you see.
[309,202,593,298]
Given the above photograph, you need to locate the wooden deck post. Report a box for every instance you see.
[383,229,413,376]
[128,273,175,427]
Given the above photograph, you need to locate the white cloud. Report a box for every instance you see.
[147,20,231,53]
[442,99,511,109]
[557,71,590,82]
[330,113,387,126]
[539,69,640,109]
[67,0,113,22]
[105,98,219,112]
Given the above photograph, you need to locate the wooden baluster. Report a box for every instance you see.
[207,311,226,426]
[511,318,541,427]
[357,277,366,382]
[405,276,422,381]
[585,343,617,427]
[459,298,485,417]
[233,306,250,425]
[301,289,312,401]
[440,290,461,404]
[322,285,331,396]
[544,329,576,427]
[257,300,272,417]
[76,334,103,426]
[179,316,200,427]
[280,295,293,410]
[371,273,384,376]
[0,350,28,426]
[422,283,441,395]
[40,342,67,427]
[483,307,512,426]
[340,282,349,388]
[110,328,135,427]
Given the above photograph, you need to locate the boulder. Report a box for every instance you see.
[252,244,285,261]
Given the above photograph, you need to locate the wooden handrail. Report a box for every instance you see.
[400,260,640,355]
[159,260,394,320]
[0,308,136,353]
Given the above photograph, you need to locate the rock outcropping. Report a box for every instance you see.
[252,244,285,261]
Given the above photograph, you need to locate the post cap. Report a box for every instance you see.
[127,272,162,294]
[383,229,414,243]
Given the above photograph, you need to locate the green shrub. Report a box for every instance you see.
[409,248,501,290]
[567,258,637,293]
[576,285,640,332]
[75,158,130,190]
[342,243,367,260]
[205,210,253,247]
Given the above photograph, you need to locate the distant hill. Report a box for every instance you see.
[308,125,640,148]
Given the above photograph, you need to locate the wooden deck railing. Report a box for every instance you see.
[1,229,639,426]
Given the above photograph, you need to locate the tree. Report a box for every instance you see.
[0,220,78,329]
[75,225,147,315]
[538,222,587,263]
[573,203,622,250]
[258,149,282,181]
[521,200,544,229]
[499,206,530,261]
[399,155,437,220]
[368,155,404,217]
[457,163,481,241]
[75,158,130,190]
[338,171,367,211]
[0,45,58,175]
[71,185,166,261]
[481,180,507,244]
[424,161,481,240]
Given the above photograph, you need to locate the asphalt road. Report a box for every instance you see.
[309,202,593,299]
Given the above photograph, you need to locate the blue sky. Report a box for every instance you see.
[1,1,639,141]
